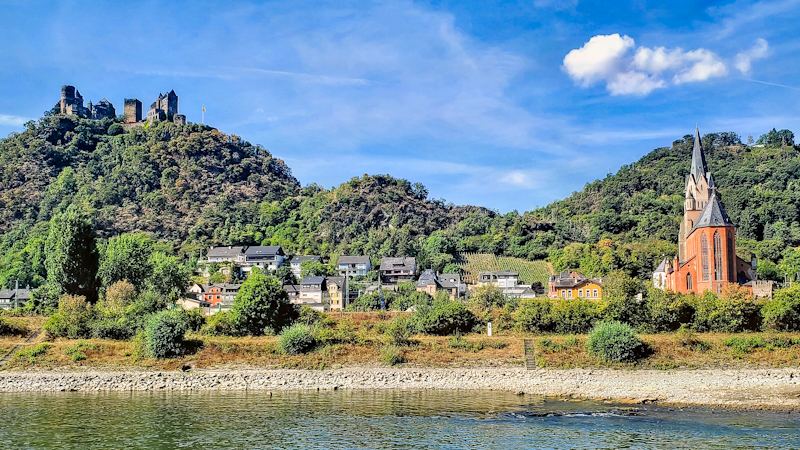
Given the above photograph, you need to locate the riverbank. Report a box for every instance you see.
[2,367,800,411]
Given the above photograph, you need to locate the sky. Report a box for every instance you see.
[0,0,798,213]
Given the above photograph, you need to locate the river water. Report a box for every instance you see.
[1,390,799,449]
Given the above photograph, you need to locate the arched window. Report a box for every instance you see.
[714,231,723,281]
[727,231,735,281]
[687,273,693,290]
[701,231,709,281]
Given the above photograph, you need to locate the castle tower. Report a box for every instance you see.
[58,85,87,116]
[678,126,713,262]
[124,98,142,123]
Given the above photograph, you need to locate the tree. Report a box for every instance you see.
[146,252,190,303]
[98,232,154,290]
[300,260,334,278]
[44,206,99,302]
[230,269,297,336]
[273,266,297,285]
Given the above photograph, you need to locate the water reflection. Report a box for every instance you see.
[0,390,798,449]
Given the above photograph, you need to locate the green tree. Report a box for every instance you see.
[145,252,190,303]
[230,269,297,336]
[98,232,154,290]
[300,260,334,278]
[273,265,297,285]
[44,206,99,302]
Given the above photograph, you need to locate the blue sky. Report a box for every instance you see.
[0,0,798,212]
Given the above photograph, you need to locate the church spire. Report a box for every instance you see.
[690,124,708,182]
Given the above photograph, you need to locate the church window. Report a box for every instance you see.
[727,231,735,281]
[714,231,723,281]
[701,232,709,281]
[687,273,692,290]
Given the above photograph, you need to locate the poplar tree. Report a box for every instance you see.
[44,206,99,302]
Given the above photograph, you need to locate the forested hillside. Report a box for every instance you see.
[0,112,797,289]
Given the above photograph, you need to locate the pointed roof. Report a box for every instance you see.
[690,125,708,182]
[654,257,667,273]
[691,190,734,232]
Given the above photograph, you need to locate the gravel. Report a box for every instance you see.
[2,367,800,410]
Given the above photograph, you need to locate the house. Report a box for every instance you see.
[380,257,417,283]
[325,276,354,311]
[203,283,242,308]
[284,284,302,303]
[416,270,464,300]
[653,126,762,296]
[204,246,245,263]
[478,271,520,289]
[0,286,31,310]
[299,276,329,311]
[337,256,371,277]
[177,296,211,312]
[241,246,285,274]
[548,270,603,300]
[290,255,321,279]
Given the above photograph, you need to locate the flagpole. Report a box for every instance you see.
[202,105,205,125]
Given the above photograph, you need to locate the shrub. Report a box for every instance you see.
[278,324,316,355]
[761,285,800,331]
[693,288,761,332]
[90,317,133,340]
[144,310,189,358]
[178,308,206,332]
[380,344,404,366]
[448,334,483,352]
[230,271,297,336]
[674,325,710,352]
[297,305,323,326]
[0,316,27,336]
[551,298,599,334]
[586,321,644,363]
[16,343,51,363]
[538,337,565,353]
[645,287,695,332]
[385,315,412,345]
[43,295,94,339]
[410,299,475,335]
[514,297,553,332]
[392,291,433,311]
[201,310,234,336]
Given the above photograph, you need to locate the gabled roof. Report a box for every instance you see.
[301,276,326,285]
[0,288,31,300]
[690,190,734,232]
[283,284,301,294]
[417,269,437,287]
[438,273,461,289]
[245,246,284,256]
[338,256,371,265]
[291,255,321,264]
[380,257,416,271]
[207,246,245,258]
[326,276,345,288]
[691,125,708,183]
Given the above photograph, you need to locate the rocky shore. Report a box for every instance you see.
[2,367,800,410]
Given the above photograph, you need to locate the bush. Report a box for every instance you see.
[514,298,553,332]
[551,298,599,334]
[380,344,404,366]
[448,334,483,352]
[230,271,297,336]
[761,285,800,331]
[410,299,475,335]
[16,343,51,363]
[586,321,644,363]
[297,305,323,326]
[278,324,316,355]
[43,295,94,339]
[90,317,133,340]
[0,316,27,336]
[178,308,206,332]
[144,310,189,358]
[392,291,433,311]
[693,288,761,333]
[385,315,412,345]
[645,287,695,332]
[201,311,234,336]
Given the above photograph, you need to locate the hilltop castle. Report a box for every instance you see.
[653,126,770,297]
[56,85,186,125]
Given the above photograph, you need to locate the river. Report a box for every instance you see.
[1,390,799,449]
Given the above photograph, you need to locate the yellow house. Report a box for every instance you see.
[327,276,346,311]
[548,269,603,300]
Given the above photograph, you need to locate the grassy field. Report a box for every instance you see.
[455,253,552,285]
[2,313,800,371]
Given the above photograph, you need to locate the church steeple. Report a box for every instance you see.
[690,124,708,183]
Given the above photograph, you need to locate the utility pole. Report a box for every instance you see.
[13,279,18,310]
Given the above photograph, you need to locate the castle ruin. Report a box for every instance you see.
[56,85,186,126]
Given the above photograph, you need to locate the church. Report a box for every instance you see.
[653,126,760,295]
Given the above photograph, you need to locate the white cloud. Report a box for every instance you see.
[562,34,635,87]
[0,114,30,127]
[735,38,770,75]
[564,34,738,95]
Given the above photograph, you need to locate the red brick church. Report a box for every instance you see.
[653,126,759,295]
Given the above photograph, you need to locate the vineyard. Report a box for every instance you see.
[455,253,552,286]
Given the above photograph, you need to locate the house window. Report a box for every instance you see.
[568,290,573,298]
[578,289,583,298]
[592,289,598,298]
[714,231,723,281]
[687,273,693,290]
[701,231,709,281]
[561,290,566,298]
